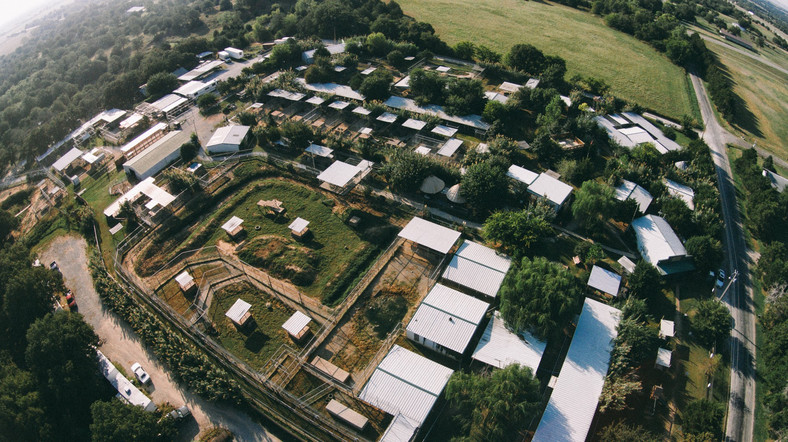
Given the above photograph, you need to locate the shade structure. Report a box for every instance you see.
[420,176,445,194]
[446,184,466,203]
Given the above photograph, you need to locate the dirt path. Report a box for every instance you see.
[40,235,281,442]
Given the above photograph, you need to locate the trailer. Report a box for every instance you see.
[224,47,244,59]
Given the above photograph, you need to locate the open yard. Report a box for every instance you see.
[396,0,696,120]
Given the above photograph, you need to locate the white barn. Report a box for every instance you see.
[206,125,250,154]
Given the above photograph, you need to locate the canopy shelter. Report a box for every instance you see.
[225,299,252,326]
[267,89,306,101]
[656,348,672,368]
[402,118,427,131]
[306,96,325,106]
[376,112,398,123]
[659,319,675,339]
[317,161,363,191]
[420,176,445,194]
[587,266,622,297]
[221,216,244,240]
[282,310,312,341]
[437,138,463,157]
[306,144,333,157]
[446,184,465,203]
[288,217,310,239]
[257,199,286,217]
[472,311,546,373]
[398,217,461,255]
[431,125,458,137]
[328,100,350,110]
[352,106,371,116]
[414,145,431,156]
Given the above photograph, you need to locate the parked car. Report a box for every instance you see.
[131,363,150,384]
[716,269,726,288]
[168,405,191,421]
[49,261,59,272]
[65,290,76,309]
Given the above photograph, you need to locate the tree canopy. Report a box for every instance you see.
[571,180,616,232]
[691,299,732,348]
[483,206,553,257]
[460,160,510,215]
[90,400,175,442]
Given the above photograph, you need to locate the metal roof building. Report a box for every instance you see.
[615,179,653,214]
[174,79,217,100]
[358,344,454,426]
[664,178,695,210]
[632,215,690,275]
[507,165,539,186]
[456,240,512,273]
[123,130,191,180]
[472,311,546,373]
[52,147,84,172]
[763,169,788,193]
[437,138,463,157]
[406,284,489,355]
[150,94,190,117]
[442,255,508,299]
[383,96,490,131]
[532,298,621,442]
[121,122,168,157]
[398,217,461,255]
[380,414,420,442]
[594,112,681,154]
[267,89,306,101]
[297,79,364,101]
[282,311,311,340]
[587,265,622,297]
[317,161,363,188]
[103,177,176,218]
[206,125,250,154]
[527,173,573,209]
[225,298,252,326]
[178,60,224,82]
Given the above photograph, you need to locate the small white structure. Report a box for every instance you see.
[328,100,350,110]
[358,345,453,427]
[360,66,377,75]
[175,271,195,292]
[431,125,458,137]
[288,217,310,239]
[532,298,621,442]
[656,348,672,368]
[618,256,637,274]
[206,125,250,154]
[221,216,245,239]
[326,399,368,430]
[595,112,681,154]
[306,96,325,106]
[632,215,690,275]
[525,78,541,89]
[97,350,157,412]
[472,311,546,373]
[394,76,410,88]
[282,311,311,341]
[224,47,244,59]
[485,91,508,103]
[499,82,522,93]
[615,179,653,214]
[218,51,230,61]
[507,165,539,186]
[402,118,427,130]
[173,80,217,100]
[664,178,695,210]
[352,106,371,116]
[225,298,252,326]
[381,413,419,442]
[267,89,306,101]
[52,147,84,173]
[437,138,463,157]
[82,147,106,166]
[587,265,622,297]
[398,217,461,255]
[305,144,333,158]
[301,43,345,64]
[376,112,398,123]
[123,130,192,180]
[103,177,176,219]
[407,284,489,356]
[435,66,450,73]
[527,173,573,210]
[317,161,363,190]
[420,176,445,194]
[442,240,512,298]
[659,319,675,339]
[414,145,431,156]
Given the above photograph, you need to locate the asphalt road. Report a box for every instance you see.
[40,235,280,442]
[690,73,757,442]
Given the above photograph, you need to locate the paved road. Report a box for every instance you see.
[690,73,757,442]
[40,235,281,442]
[698,34,788,76]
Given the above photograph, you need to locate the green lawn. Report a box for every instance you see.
[396,0,695,119]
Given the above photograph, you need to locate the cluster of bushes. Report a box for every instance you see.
[89,253,242,402]
[409,69,485,115]
[238,236,319,286]
[381,149,459,193]
[733,148,788,239]
[706,65,736,121]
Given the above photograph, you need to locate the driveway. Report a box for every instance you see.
[40,235,281,442]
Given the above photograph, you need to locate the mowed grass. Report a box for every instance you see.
[396,0,695,119]
[707,44,788,161]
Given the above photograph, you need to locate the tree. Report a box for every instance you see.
[611,319,660,372]
[409,68,446,105]
[475,44,501,63]
[453,41,476,61]
[383,150,438,193]
[628,260,662,301]
[461,161,509,214]
[365,32,392,56]
[237,111,257,126]
[2,267,62,355]
[445,365,541,441]
[692,300,732,348]
[196,93,218,111]
[445,78,486,115]
[179,134,200,162]
[685,235,723,274]
[359,70,393,101]
[683,399,725,439]
[500,256,583,340]
[0,210,19,246]
[279,120,313,150]
[530,132,561,165]
[145,72,178,98]
[597,421,657,441]
[571,180,616,232]
[505,44,547,75]
[483,206,553,256]
[90,400,175,442]
[660,196,694,237]
[757,242,788,289]
[599,372,642,412]
[0,353,50,441]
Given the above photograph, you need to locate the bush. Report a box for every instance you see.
[365,292,408,338]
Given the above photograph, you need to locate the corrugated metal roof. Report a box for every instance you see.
[380,414,419,442]
[225,298,251,323]
[358,345,453,425]
[121,122,167,153]
[52,147,83,172]
[436,138,463,157]
[431,125,458,137]
[123,130,191,177]
[406,284,489,354]
[632,215,687,267]
[383,96,490,131]
[532,298,621,442]
[615,179,653,213]
[317,161,362,187]
[175,271,193,287]
[472,311,545,372]
[207,125,250,148]
[528,173,573,207]
[657,348,672,367]
[398,217,461,255]
[507,165,539,186]
[664,178,695,210]
[660,319,675,337]
[221,216,244,233]
[455,241,511,273]
[103,177,175,217]
[282,311,311,336]
[402,118,427,130]
[442,255,507,298]
[587,265,621,296]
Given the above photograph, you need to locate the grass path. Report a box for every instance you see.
[396,0,695,119]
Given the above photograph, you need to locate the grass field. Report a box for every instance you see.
[395,0,695,120]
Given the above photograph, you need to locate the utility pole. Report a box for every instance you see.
[717,269,739,302]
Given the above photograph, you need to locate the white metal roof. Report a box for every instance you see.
[476,143,490,154]
[119,113,144,130]
[383,96,490,130]
[394,76,410,88]
[103,177,176,218]
[221,216,244,233]
[282,311,311,336]
[485,91,508,103]
[317,161,362,187]
[96,350,156,412]
[175,271,194,288]
[507,165,539,186]
[472,311,546,372]
[352,106,371,115]
[402,118,427,130]
[306,144,333,157]
[361,66,377,75]
[398,217,461,254]
[437,138,463,157]
[656,348,672,367]
[435,66,450,73]
[288,217,310,232]
[297,79,365,100]
[121,122,168,153]
[763,169,788,192]
[532,298,621,442]
[587,266,622,296]
[306,96,325,105]
[415,145,431,156]
[615,179,653,213]
[177,60,224,81]
[407,284,489,353]
[525,78,541,89]
[52,147,84,172]
[225,298,251,323]
[358,345,454,425]
[151,94,188,112]
[328,100,350,110]
[268,89,306,101]
[380,414,419,442]
[334,66,347,72]
[528,173,573,206]
[359,127,373,135]
[431,125,458,137]
[664,178,695,210]
[123,130,190,176]
[660,319,675,338]
[207,125,250,148]
[632,215,687,267]
[442,255,507,298]
[618,256,636,274]
[376,112,398,123]
[499,81,522,93]
[455,240,512,273]
[174,80,214,97]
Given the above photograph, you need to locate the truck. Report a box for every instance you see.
[224,47,244,60]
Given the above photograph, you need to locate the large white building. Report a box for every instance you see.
[206,125,251,154]
[123,130,192,180]
[595,112,681,154]
[527,173,573,210]
[632,215,692,275]
[174,79,217,100]
[441,240,511,299]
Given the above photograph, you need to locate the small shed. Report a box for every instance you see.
[431,125,458,137]
[506,165,539,186]
[587,265,622,297]
[282,310,311,341]
[659,319,675,339]
[316,161,363,192]
[437,138,463,157]
[175,271,195,293]
[288,217,311,239]
[402,118,427,131]
[352,106,371,116]
[376,112,398,124]
[221,216,245,240]
[326,399,368,431]
[257,199,286,217]
[618,256,637,274]
[656,348,672,369]
[225,299,252,327]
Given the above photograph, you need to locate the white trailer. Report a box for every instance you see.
[224,47,244,59]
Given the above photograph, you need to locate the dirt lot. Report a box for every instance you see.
[40,235,281,442]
